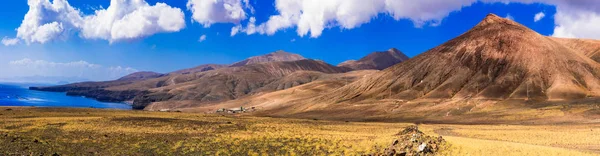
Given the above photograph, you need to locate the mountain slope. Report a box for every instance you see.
[338,48,410,70]
[133,59,350,109]
[118,71,164,81]
[324,13,600,104]
[169,64,226,75]
[153,70,379,112]
[550,37,600,63]
[230,50,306,67]
[29,51,312,105]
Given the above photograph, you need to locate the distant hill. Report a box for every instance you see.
[118,71,164,81]
[169,64,226,75]
[338,48,410,70]
[30,50,355,109]
[230,50,306,67]
[133,59,350,109]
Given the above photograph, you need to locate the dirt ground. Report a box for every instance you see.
[0,107,598,155]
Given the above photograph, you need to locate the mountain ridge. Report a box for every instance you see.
[338,48,410,70]
[230,50,306,67]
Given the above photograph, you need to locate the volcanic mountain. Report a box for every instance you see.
[338,48,410,70]
[324,13,600,104]
[230,50,306,67]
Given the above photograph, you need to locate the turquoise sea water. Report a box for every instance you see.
[0,83,132,109]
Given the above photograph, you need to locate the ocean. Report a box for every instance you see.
[0,83,132,109]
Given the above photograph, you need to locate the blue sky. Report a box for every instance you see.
[0,0,596,82]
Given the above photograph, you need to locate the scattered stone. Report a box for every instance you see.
[375,125,446,156]
[34,139,39,143]
[5,108,12,111]
[386,149,396,156]
[417,143,427,152]
[52,152,61,156]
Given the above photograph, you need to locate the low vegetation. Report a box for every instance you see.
[0,107,410,155]
[0,107,598,155]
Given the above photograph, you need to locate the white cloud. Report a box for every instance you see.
[2,37,20,46]
[14,0,185,44]
[232,0,477,38]
[6,58,138,81]
[16,0,83,44]
[552,9,600,39]
[487,0,600,39]
[534,12,545,22]
[229,0,600,40]
[505,14,514,20]
[231,17,266,36]
[198,35,207,42]
[81,0,186,43]
[187,0,248,27]
[549,1,600,39]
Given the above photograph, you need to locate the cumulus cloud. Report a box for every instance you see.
[534,12,545,22]
[2,37,20,46]
[14,0,185,44]
[81,0,186,43]
[5,58,138,81]
[548,1,600,39]
[232,0,477,38]
[198,35,207,42]
[187,0,248,27]
[16,0,83,44]
[229,0,600,40]
[486,0,600,39]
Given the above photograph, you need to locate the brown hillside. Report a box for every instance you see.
[230,50,306,67]
[146,70,378,111]
[169,64,226,75]
[324,13,600,104]
[117,71,164,81]
[338,48,410,70]
[133,59,350,109]
[550,37,600,63]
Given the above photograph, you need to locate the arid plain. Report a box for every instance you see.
[1,107,599,155]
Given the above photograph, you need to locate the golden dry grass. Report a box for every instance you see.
[0,107,410,155]
[1,107,598,155]
[420,124,600,154]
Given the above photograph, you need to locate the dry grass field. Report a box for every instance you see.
[1,107,599,155]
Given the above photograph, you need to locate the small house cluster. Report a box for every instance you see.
[216,106,256,114]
